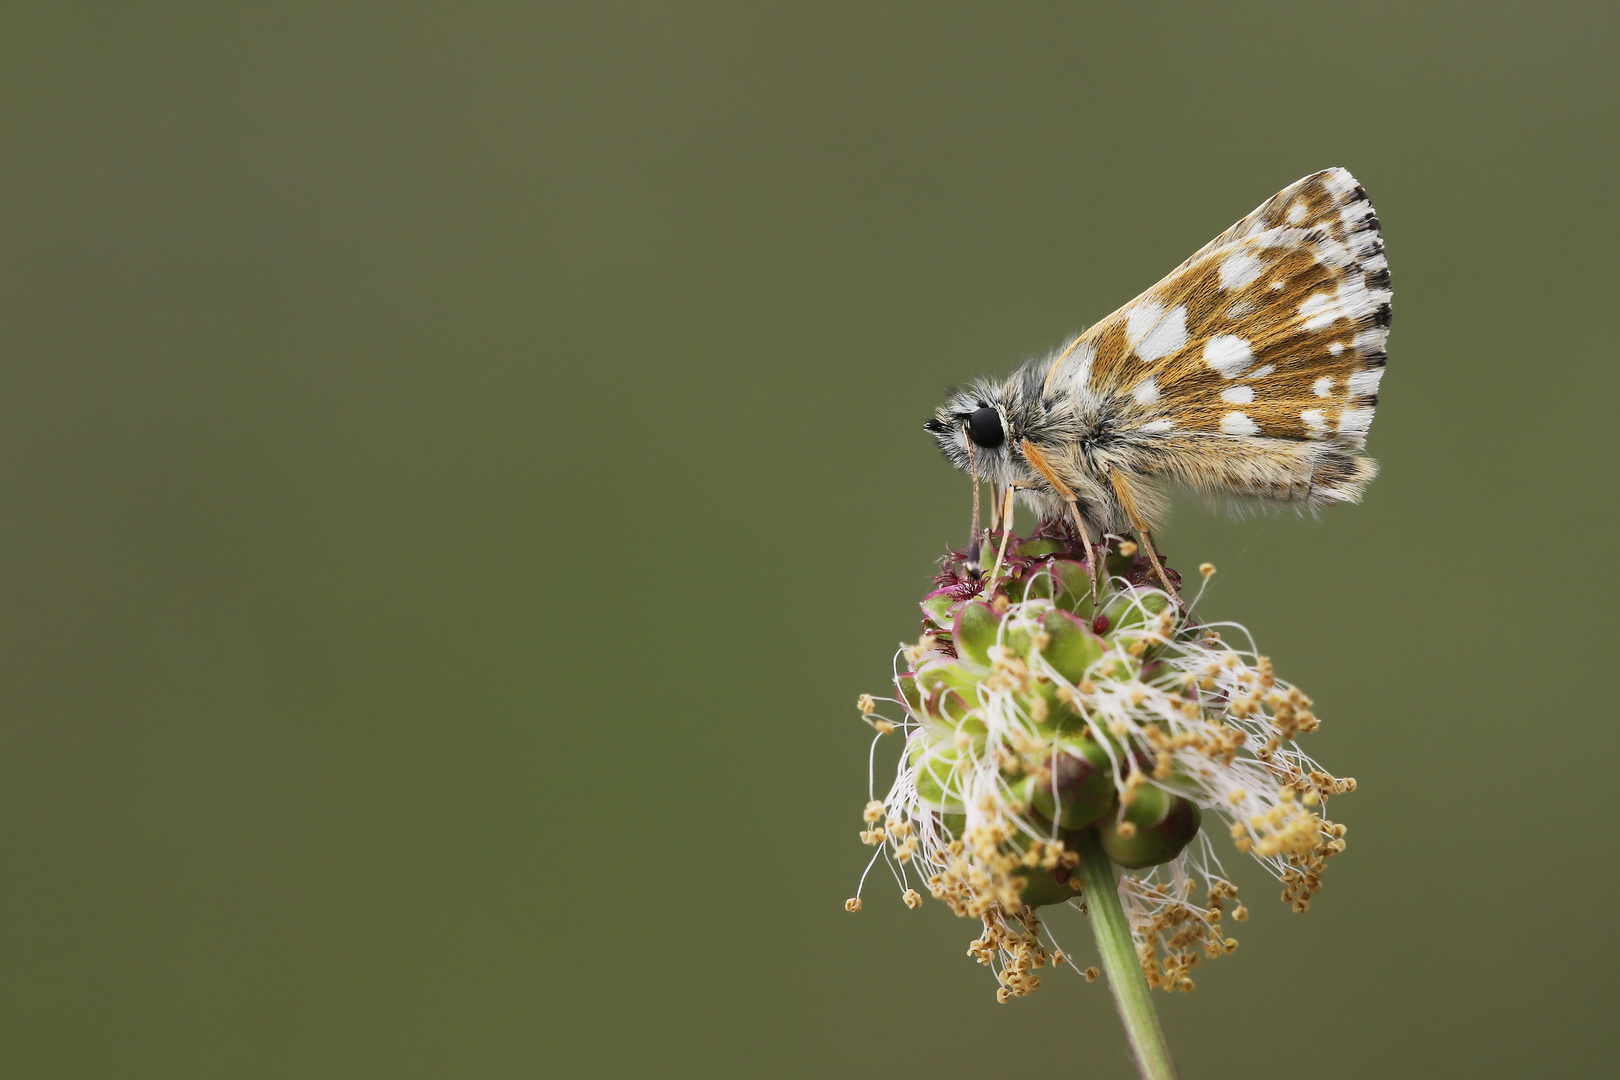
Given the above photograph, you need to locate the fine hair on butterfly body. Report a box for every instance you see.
[925,168,1390,579]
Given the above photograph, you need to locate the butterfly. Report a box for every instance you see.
[924,168,1390,588]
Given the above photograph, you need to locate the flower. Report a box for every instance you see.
[847,520,1354,999]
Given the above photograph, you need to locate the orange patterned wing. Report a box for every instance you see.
[1047,168,1389,449]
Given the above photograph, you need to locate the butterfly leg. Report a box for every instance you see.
[1016,439,1104,604]
[1135,529,1177,599]
[1063,500,1100,605]
[985,485,1017,589]
[1107,471,1179,600]
[962,426,985,580]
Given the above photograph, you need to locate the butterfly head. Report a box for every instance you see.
[923,368,1055,492]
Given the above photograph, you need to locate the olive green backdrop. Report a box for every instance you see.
[2,3,1616,1077]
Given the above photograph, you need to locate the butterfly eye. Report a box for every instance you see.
[967,407,1005,449]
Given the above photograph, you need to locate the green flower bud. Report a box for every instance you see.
[1099,586,1172,637]
[1028,739,1116,830]
[1015,860,1081,908]
[908,736,967,811]
[895,671,921,714]
[1015,538,1069,558]
[914,660,984,731]
[1047,559,1097,618]
[1037,608,1105,683]
[1098,789,1203,869]
[952,601,1001,667]
[920,588,957,629]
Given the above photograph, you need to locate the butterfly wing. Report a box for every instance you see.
[1045,168,1389,509]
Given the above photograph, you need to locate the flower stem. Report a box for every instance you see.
[1078,828,1179,1080]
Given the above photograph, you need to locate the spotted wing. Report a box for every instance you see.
[1047,168,1390,454]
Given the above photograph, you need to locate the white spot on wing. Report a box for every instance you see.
[1286,201,1307,224]
[1220,412,1261,436]
[1134,305,1189,361]
[1220,385,1254,405]
[1338,406,1374,443]
[1218,251,1263,291]
[1204,335,1253,378]
[1320,169,1356,198]
[1299,291,1346,331]
[1353,329,1386,354]
[1125,301,1167,346]
[1132,377,1160,405]
[1347,368,1384,398]
[1140,419,1174,434]
[1301,409,1329,435]
[1250,364,1275,378]
[1067,340,1097,391]
[1313,376,1334,398]
[1329,342,1345,356]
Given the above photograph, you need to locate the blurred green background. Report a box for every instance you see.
[2,3,1617,1077]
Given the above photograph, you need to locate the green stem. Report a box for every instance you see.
[1077,828,1178,1080]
